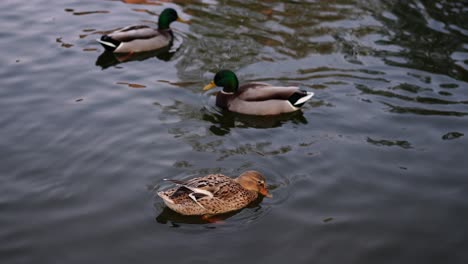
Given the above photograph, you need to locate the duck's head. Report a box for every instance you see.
[236,171,272,198]
[203,70,239,94]
[158,8,185,30]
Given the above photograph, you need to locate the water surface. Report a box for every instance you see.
[1,0,468,263]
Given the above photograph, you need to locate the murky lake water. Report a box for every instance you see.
[1,0,468,263]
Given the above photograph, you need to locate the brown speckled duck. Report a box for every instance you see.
[97,8,185,53]
[203,70,314,115]
[157,171,271,216]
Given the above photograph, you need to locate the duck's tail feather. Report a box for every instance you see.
[288,90,314,107]
[157,191,175,204]
[97,35,120,52]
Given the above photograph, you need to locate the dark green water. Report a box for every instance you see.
[1,0,468,263]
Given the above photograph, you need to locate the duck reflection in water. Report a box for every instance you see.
[202,107,308,136]
[95,46,175,69]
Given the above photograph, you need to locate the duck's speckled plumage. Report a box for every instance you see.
[158,171,270,216]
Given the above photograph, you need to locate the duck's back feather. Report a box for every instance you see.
[238,82,298,101]
[228,98,298,115]
[108,26,159,41]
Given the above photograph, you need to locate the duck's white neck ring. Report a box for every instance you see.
[221,91,234,95]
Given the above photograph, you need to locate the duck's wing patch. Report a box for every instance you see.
[120,25,151,32]
[165,182,213,209]
[164,179,214,199]
[109,26,160,42]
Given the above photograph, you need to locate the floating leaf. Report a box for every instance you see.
[132,8,157,15]
[367,137,412,149]
[117,82,146,88]
[56,37,73,48]
[157,80,198,87]
[261,9,273,16]
[73,11,109,16]
[442,132,464,140]
[123,0,162,6]
[129,83,145,88]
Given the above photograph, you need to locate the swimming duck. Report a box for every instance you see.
[97,8,185,53]
[158,171,271,216]
[203,70,314,115]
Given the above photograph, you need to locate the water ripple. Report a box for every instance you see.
[1,0,468,263]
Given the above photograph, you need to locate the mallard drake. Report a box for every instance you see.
[158,171,271,216]
[97,8,185,53]
[203,70,314,115]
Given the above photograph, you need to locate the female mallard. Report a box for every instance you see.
[158,171,271,216]
[97,8,185,53]
[203,70,314,115]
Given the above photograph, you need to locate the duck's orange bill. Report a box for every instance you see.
[177,17,189,24]
[203,81,217,91]
[260,187,272,198]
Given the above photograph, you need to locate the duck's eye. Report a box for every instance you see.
[257,180,262,184]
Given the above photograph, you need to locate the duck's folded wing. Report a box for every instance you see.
[109,25,160,42]
[229,98,299,115]
[164,179,214,198]
[239,83,299,101]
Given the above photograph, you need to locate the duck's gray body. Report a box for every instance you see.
[216,82,314,115]
[98,25,173,53]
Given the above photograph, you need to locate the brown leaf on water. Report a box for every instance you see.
[442,132,464,140]
[64,8,74,12]
[129,83,146,88]
[117,82,146,88]
[132,9,157,15]
[260,56,275,62]
[122,0,162,5]
[56,37,73,48]
[73,11,109,16]
[83,48,97,52]
[261,9,274,16]
[157,80,198,87]
[323,217,334,223]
